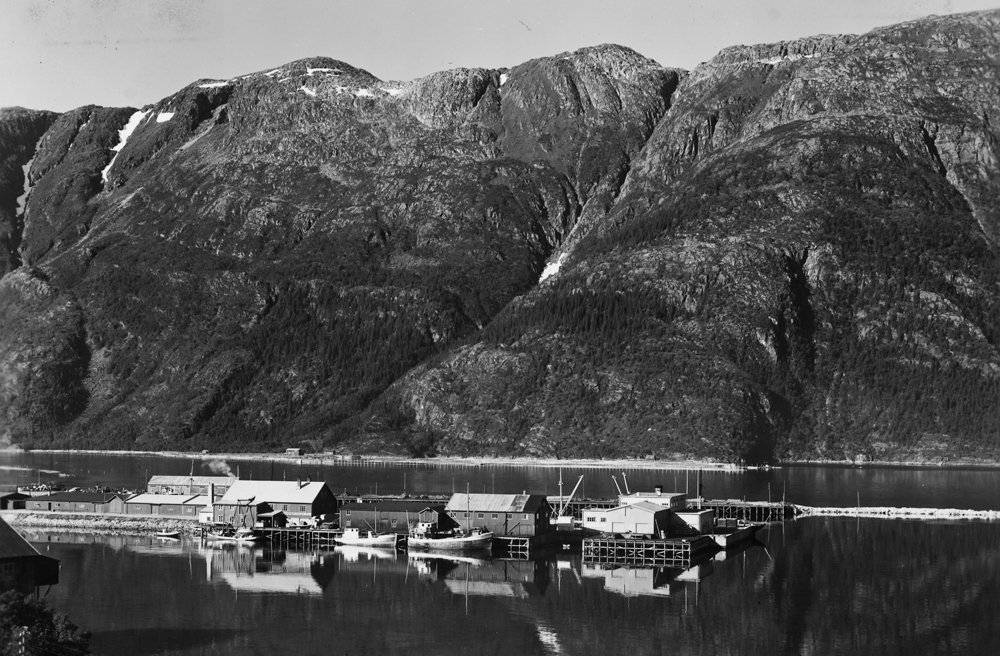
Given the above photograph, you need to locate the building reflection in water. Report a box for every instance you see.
[200,542,335,595]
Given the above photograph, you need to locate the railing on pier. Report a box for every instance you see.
[583,535,715,567]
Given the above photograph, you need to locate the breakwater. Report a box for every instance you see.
[1,511,199,534]
[794,505,1000,520]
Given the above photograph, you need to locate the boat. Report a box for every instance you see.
[155,530,182,539]
[206,526,263,543]
[407,523,493,552]
[334,527,402,548]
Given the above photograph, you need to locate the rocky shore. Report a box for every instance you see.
[0,510,200,535]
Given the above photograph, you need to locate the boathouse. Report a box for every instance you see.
[213,480,337,527]
[125,493,208,516]
[582,502,670,538]
[445,493,552,537]
[0,517,59,595]
[24,492,126,514]
[0,492,29,510]
[339,501,450,534]
[147,475,236,499]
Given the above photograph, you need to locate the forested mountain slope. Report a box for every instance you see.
[1,11,998,463]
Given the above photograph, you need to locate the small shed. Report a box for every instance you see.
[285,448,304,456]
[256,510,288,529]
[582,502,670,538]
[671,509,715,536]
[0,492,29,510]
[0,517,59,595]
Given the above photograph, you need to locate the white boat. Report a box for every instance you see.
[207,527,263,543]
[155,530,181,539]
[407,525,493,552]
[334,528,402,548]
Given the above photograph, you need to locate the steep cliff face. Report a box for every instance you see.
[1,46,678,452]
[368,11,1000,462]
[0,107,59,275]
[3,12,999,462]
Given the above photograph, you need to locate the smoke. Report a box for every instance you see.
[202,459,233,476]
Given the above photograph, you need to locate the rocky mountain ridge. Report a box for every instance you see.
[1,11,998,463]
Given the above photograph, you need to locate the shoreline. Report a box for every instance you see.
[11,449,1000,470]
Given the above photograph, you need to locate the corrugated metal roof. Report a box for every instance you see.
[340,501,444,513]
[445,493,547,514]
[125,494,199,505]
[628,501,671,513]
[0,517,40,558]
[28,492,124,503]
[217,480,331,505]
[148,475,236,486]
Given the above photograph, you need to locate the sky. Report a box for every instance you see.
[2,0,998,113]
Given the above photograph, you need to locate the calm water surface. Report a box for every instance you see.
[3,452,1000,655]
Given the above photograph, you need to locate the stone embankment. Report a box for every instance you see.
[0,511,200,535]
[794,506,1000,520]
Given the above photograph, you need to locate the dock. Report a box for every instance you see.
[696,499,795,522]
[583,535,717,567]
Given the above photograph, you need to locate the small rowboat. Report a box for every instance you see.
[207,527,262,543]
[155,530,182,539]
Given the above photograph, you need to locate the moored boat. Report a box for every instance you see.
[155,530,182,539]
[207,526,263,543]
[334,527,402,548]
[407,524,493,552]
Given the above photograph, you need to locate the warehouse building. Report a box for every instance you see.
[214,480,337,527]
[25,492,126,514]
[445,493,552,537]
[339,501,450,534]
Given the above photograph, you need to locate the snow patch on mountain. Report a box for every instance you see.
[300,86,317,97]
[539,251,568,283]
[101,109,151,184]
[156,112,175,123]
[198,81,230,88]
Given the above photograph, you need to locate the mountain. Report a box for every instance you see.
[1,11,998,463]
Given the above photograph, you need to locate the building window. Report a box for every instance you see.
[477,513,484,519]
[391,519,398,527]
[346,510,351,515]
[300,505,306,512]
[346,520,352,526]
[491,513,498,520]
[524,514,531,520]
[600,517,607,523]
[585,515,595,522]
[463,512,468,518]
[0,563,14,581]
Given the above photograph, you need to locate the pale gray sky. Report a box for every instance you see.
[2,0,996,112]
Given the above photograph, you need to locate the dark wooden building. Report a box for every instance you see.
[25,492,126,514]
[125,494,208,516]
[0,517,59,595]
[339,501,450,534]
[0,492,29,510]
[445,493,553,537]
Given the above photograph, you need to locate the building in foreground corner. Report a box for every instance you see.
[0,517,59,596]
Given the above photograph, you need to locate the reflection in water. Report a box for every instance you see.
[201,542,335,595]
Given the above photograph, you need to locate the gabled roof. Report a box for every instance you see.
[184,495,210,506]
[148,475,236,486]
[340,501,444,513]
[587,501,668,515]
[216,480,332,505]
[126,494,199,505]
[28,492,124,503]
[0,517,40,559]
[445,493,548,514]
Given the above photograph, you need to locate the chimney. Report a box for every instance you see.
[654,485,663,496]
[297,477,302,489]
[209,483,215,502]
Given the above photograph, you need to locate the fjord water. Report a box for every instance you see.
[4,452,1000,655]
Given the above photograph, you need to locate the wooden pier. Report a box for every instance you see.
[583,535,716,567]
[697,499,795,522]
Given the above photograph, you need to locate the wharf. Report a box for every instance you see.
[696,499,794,522]
[583,535,717,567]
